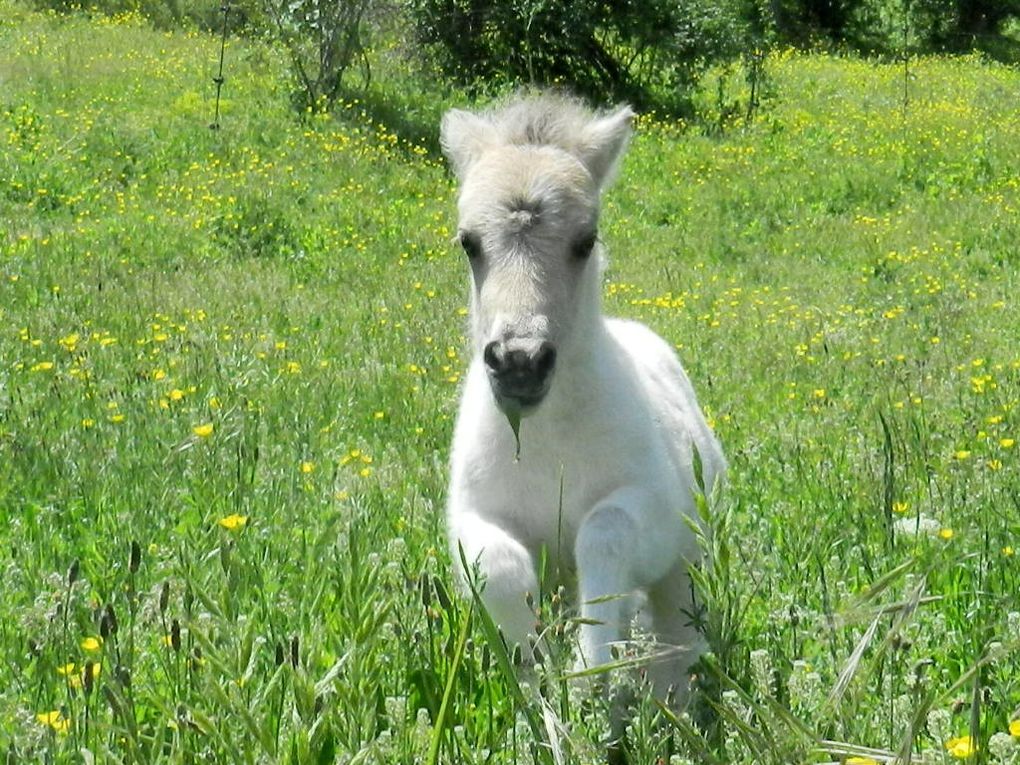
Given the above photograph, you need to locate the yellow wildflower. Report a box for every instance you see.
[1001,438,1015,448]
[36,710,70,734]
[218,514,248,531]
[57,662,83,689]
[169,388,184,401]
[846,758,879,765]
[945,735,976,758]
[193,423,214,438]
[892,501,908,514]
[30,361,54,372]
[300,461,315,474]
[1009,719,1020,737]
[939,528,954,540]
[81,636,102,651]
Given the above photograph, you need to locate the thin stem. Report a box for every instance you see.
[211,2,230,129]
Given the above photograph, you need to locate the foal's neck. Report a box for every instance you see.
[543,309,612,413]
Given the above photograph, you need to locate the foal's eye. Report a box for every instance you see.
[459,233,482,260]
[572,233,598,260]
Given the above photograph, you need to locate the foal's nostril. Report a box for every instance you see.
[534,343,556,378]
[483,341,503,374]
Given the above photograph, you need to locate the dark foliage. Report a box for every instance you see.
[404,0,752,113]
[910,0,1020,50]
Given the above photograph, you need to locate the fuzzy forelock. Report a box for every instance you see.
[443,91,634,190]
[485,93,606,154]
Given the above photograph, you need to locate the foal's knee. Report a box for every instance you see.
[575,495,678,587]
[454,523,540,656]
[575,505,636,573]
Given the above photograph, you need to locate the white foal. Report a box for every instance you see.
[441,93,726,700]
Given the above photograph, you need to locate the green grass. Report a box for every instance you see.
[2,4,1020,762]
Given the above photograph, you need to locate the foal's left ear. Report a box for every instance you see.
[578,106,635,191]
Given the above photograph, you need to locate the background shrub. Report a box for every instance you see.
[403,0,752,113]
[261,0,376,111]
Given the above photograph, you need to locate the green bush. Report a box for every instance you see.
[910,0,1020,50]
[260,0,375,111]
[768,0,869,43]
[742,0,1019,58]
[404,0,751,113]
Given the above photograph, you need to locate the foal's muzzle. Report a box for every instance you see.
[483,339,557,411]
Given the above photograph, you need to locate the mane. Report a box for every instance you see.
[441,91,634,190]
[483,92,607,156]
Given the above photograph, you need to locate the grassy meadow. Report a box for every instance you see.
[2,2,1020,762]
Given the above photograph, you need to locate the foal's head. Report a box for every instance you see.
[441,94,633,416]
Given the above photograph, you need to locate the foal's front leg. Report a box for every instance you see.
[451,512,540,658]
[573,487,682,672]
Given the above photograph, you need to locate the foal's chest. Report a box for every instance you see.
[475,430,643,558]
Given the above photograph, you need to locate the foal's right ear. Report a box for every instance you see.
[441,109,494,179]
[578,105,635,191]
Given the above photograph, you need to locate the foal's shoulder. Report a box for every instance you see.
[605,317,684,369]
[605,316,703,404]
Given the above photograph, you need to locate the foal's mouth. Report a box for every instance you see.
[489,382,551,460]
[490,385,549,415]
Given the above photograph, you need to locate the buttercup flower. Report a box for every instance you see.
[945,735,977,758]
[36,710,70,734]
[218,514,247,531]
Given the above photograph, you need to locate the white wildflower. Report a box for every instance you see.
[927,708,952,741]
[893,513,941,539]
[988,732,1017,763]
